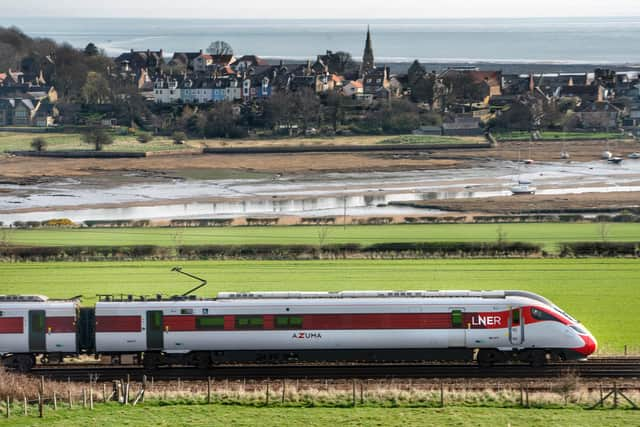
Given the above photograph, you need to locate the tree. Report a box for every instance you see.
[30,137,47,152]
[264,91,295,130]
[172,131,187,145]
[206,41,233,56]
[293,88,321,132]
[326,51,356,74]
[83,127,113,151]
[81,71,110,104]
[410,74,435,104]
[84,42,99,56]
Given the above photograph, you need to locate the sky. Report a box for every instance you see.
[4,0,640,19]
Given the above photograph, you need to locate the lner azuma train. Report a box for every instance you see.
[0,290,597,372]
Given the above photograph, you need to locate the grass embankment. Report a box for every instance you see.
[494,131,630,141]
[0,132,487,153]
[5,223,640,253]
[0,132,194,153]
[1,402,636,426]
[1,259,637,353]
[378,135,484,145]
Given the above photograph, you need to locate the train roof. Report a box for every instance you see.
[216,290,555,305]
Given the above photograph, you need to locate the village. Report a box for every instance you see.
[0,26,639,139]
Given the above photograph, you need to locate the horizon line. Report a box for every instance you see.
[3,15,640,21]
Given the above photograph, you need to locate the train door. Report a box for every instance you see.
[509,308,524,345]
[447,308,466,347]
[146,311,164,350]
[28,310,46,353]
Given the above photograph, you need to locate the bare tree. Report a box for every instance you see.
[496,225,508,246]
[31,137,47,152]
[206,41,233,56]
[598,222,611,242]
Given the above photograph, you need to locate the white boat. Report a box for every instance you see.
[601,150,613,160]
[608,157,623,164]
[628,152,640,159]
[511,182,536,195]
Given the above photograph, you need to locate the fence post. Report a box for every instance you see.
[360,382,364,405]
[600,384,604,408]
[38,393,43,418]
[82,389,86,409]
[525,386,529,408]
[440,382,444,407]
[265,382,270,406]
[23,396,27,416]
[613,382,618,409]
[281,379,286,404]
[5,396,10,419]
[68,389,72,409]
[519,385,524,407]
[142,376,147,403]
[352,379,356,406]
[53,391,57,410]
[207,377,212,404]
[90,384,94,410]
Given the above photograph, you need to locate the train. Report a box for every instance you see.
[0,289,597,372]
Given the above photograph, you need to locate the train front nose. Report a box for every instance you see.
[571,324,597,357]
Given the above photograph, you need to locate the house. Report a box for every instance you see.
[193,53,235,73]
[169,50,203,70]
[576,101,621,130]
[440,68,502,104]
[341,80,363,97]
[362,66,390,100]
[235,55,269,72]
[0,98,56,127]
[153,77,182,103]
[555,85,607,103]
[115,49,164,74]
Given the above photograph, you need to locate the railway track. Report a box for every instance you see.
[28,358,640,382]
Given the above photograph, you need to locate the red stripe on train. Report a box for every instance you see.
[0,317,23,334]
[95,316,142,332]
[46,317,76,333]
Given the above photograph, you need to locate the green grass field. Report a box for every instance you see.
[0,132,193,153]
[4,223,640,253]
[1,402,636,426]
[494,131,629,141]
[1,259,638,353]
[378,135,482,145]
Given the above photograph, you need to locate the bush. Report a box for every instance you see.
[172,131,187,145]
[559,242,639,257]
[41,218,76,227]
[31,137,47,152]
[137,133,154,143]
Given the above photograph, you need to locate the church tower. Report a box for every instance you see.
[360,26,375,77]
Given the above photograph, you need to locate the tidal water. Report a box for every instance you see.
[2,17,640,64]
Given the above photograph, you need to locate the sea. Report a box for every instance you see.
[1,17,640,66]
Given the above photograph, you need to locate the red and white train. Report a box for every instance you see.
[0,290,597,371]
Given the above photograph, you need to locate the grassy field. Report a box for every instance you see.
[1,402,636,426]
[4,223,640,253]
[378,135,484,145]
[1,259,638,353]
[494,131,630,141]
[0,132,195,153]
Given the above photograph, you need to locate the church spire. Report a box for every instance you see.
[361,26,375,76]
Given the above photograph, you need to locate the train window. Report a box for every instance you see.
[195,316,225,330]
[180,309,194,315]
[451,310,463,328]
[236,316,264,329]
[275,316,304,329]
[512,309,520,325]
[531,308,560,322]
[0,311,3,317]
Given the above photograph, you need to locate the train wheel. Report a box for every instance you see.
[3,355,35,372]
[477,349,503,368]
[530,350,547,368]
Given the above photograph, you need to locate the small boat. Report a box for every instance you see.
[523,159,535,165]
[601,151,613,160]
[511,182,536,195]
[628,152,640,159]
[608,157,623,164]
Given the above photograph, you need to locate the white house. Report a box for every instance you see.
[153,77,182,103]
